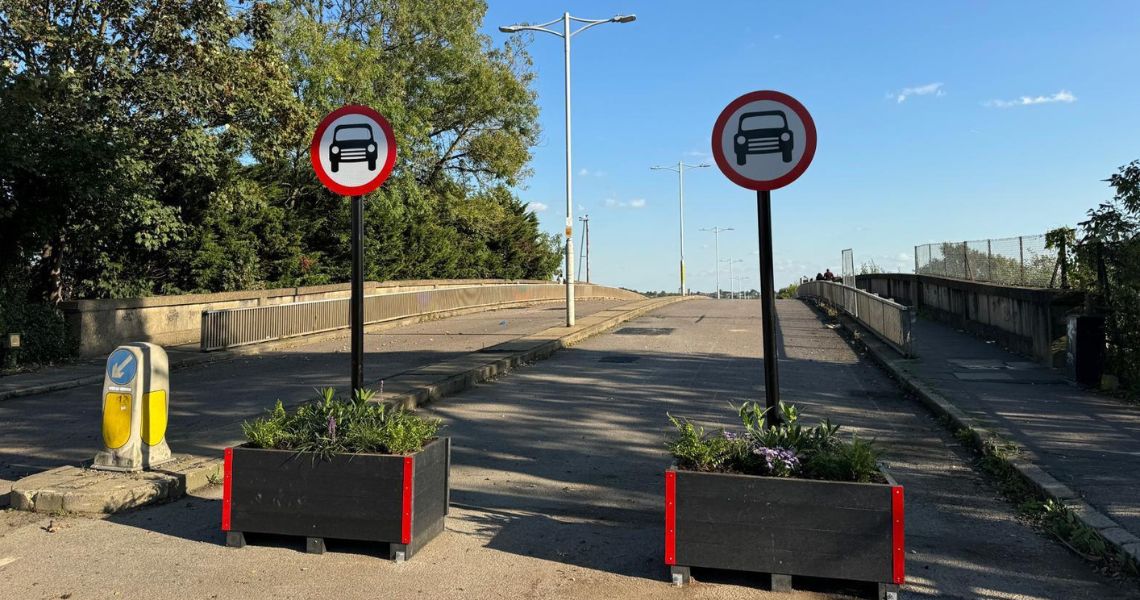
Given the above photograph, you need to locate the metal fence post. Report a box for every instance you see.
[987,239,992,282]
[963,241,970,280]
[1019,236,1025,285]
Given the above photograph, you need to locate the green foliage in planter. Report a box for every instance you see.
[242,388,441,457]
[667,401,885,483]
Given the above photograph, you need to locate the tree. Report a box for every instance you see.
[0,0,301,301]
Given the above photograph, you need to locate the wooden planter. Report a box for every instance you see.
[665,466,904,599]
[222,437,449,561]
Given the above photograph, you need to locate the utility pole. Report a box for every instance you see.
[701,226,733,299]
[578,214,591,282]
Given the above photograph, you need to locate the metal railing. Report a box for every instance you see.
[796,280,915,357]
[915,233,1062,288]
[201,283,635,351]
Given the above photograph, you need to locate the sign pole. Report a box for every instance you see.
[350,194,365,393]
[757,189,781,427]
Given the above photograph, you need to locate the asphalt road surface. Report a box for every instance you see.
[1,299,1135,599]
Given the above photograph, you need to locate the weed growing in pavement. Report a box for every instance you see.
[242,388,441,457]
[667,401,885,483]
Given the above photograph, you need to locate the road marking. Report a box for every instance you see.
[729,329,748,333]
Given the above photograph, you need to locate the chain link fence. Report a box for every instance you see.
[914,233,1062,288]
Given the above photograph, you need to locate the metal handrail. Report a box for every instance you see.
[200,283,635,351]
[796,280,915,357]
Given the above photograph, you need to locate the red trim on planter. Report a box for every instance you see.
[401,456,414,544]
[221,447,233,531]
[665,470,677,565]
[891,485,905,584]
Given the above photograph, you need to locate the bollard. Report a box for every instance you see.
[92,342,172,471]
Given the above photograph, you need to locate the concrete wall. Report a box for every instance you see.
[62,280,637,356]
[854,274,1083,364]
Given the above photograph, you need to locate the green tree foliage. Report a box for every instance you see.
[0,0,561,310]
[1072,161,1140,392]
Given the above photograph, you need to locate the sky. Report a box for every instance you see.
[481,1,1140,293]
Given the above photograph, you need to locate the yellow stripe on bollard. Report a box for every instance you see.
[102,393,132,449]
[143,390,168,446]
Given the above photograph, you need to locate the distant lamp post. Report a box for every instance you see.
[736,277,752,300]
[652,162,709,295]
[500,12,636,325]
[700,226,734,299]
[722,258,744,299]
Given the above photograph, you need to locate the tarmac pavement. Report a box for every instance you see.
[1,299,1136,599]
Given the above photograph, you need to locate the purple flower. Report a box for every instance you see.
[327,414,337,442]
[723,431,742,441]
[753,446,800,477]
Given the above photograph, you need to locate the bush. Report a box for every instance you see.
[0,290,75,368]
[666,401,884,483]
[242,388,442,457]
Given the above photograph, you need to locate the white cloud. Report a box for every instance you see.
[578,168,606,177]
[890,82,945,103]
[604,197,646,209]
[984,90,1076,108]
[526,202,548,213]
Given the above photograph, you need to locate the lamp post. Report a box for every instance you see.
[700,226,733,299]
[737,277,751,300]
[500,12,636,325]
[652,161,709,295]
[722,258,743,299]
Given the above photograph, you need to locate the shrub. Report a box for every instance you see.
[0,288,76,368]
[242,388,441,457]
[666,401,884,483]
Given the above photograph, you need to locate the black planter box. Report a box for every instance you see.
[665,466,904,599]
[222,437,450,561]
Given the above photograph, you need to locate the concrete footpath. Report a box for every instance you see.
[851,311,1140,566]
[1,300,1134,599]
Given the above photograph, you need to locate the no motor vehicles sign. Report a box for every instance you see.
[711,90,816,191]
[310,105,397,196]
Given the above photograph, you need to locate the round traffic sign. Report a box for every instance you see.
[310,105,397,196]
[711,91,816,191]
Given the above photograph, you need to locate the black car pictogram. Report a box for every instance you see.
[330,124,378,172]
[733,111,793,165]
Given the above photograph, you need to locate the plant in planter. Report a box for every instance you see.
[222,388,449,562]
[664,402,904,599]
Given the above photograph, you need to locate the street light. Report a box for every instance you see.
[736,277,751,300]
[722,258,744,300]
[500,12,636,326]
[652,161,709,295]
[700,226,733,299]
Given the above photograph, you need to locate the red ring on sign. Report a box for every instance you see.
[310,105,398,196]
[710,90,817,191]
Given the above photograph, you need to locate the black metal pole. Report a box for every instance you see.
[757,190,781,428]
[351,194,365,393]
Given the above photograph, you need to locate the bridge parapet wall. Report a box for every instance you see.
[854,274,1082,364]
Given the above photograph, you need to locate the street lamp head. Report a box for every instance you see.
[499,25,523,33]
[696,163,710,168]
[612,14,637,23]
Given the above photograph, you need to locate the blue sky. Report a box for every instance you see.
[482,1,1140,292]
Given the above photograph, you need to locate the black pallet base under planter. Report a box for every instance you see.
[222,437,450,562]
[665,466,904,600]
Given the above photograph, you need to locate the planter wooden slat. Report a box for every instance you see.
[223,437,449,561]
[666,466,903,599]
